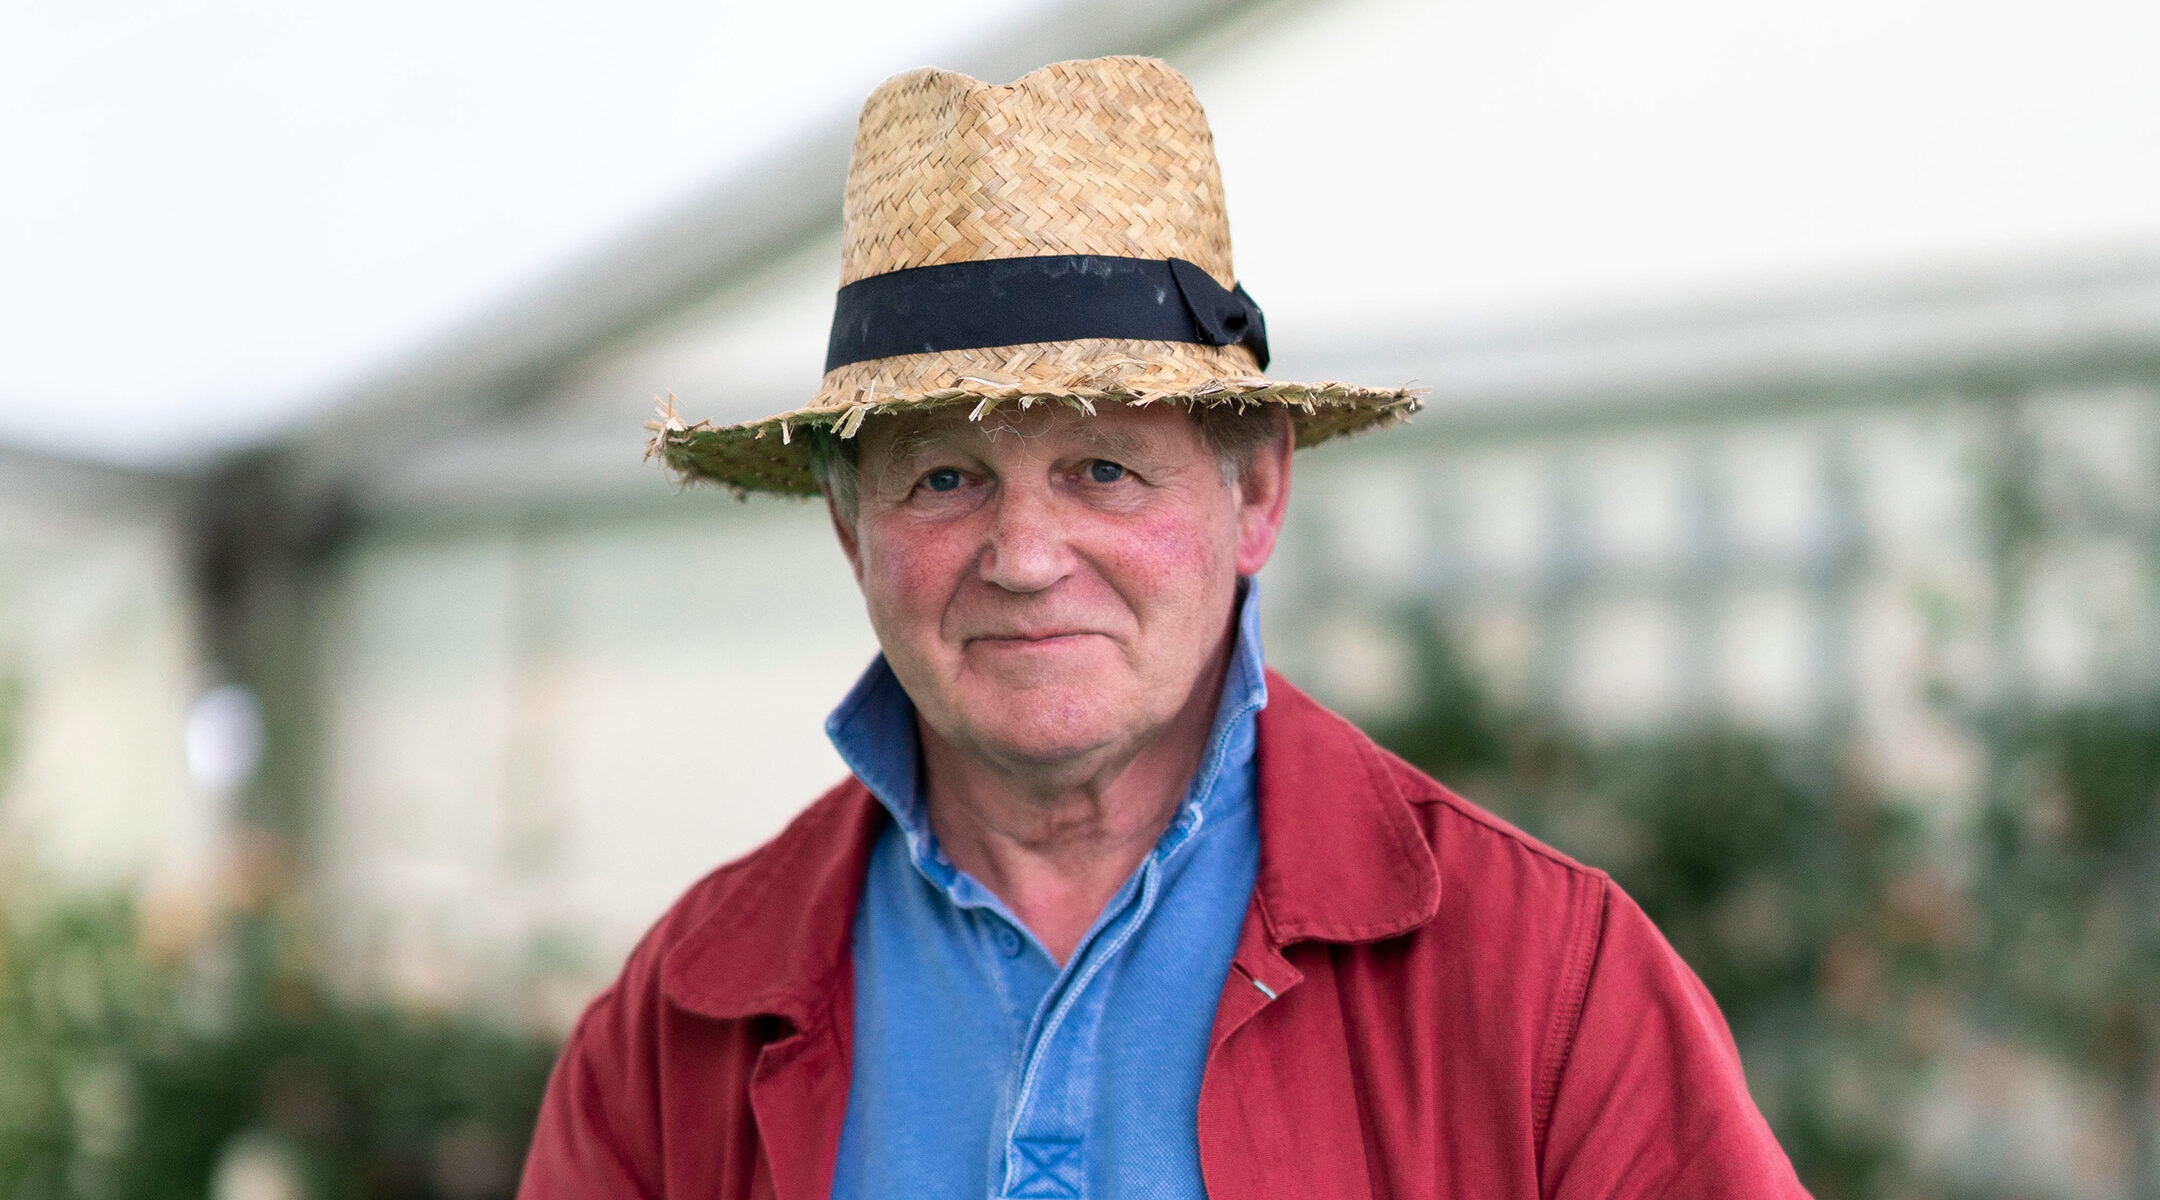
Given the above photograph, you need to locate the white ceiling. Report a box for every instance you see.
[1198,0,2160,349]
[6,0,2160,468]
[0,0,1054,462]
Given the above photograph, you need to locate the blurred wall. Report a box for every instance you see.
[314,502,876,1024]
[0,451,210,895]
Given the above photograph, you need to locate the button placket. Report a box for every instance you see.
[997,858,1170,1200]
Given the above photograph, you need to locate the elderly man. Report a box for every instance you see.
[521,57,1809,1200]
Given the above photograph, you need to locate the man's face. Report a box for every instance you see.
[829,402,1291,776]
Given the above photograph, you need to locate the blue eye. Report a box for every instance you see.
[925,468,962,492]
[1087,460,1126,484]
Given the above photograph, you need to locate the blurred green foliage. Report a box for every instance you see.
[0,657,561,1200]
[0,899,559,1200]
[1371,608,1962,1200]
[1373,599,2160,1199]
[1984,700,2160,1128]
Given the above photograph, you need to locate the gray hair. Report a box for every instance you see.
[810,403,1288,522]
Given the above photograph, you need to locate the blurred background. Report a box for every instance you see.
[4,0,2159,1196]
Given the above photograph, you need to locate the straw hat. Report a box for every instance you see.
[647,55,1420,496]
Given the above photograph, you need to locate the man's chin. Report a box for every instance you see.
[966,724,1120,773]
[946,700,1133,775]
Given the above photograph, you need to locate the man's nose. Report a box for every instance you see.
[977,481,1073,593]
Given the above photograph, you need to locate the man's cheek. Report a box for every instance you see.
[1095,511,1227,594]
[866,535,965,631]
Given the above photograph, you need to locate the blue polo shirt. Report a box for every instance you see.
[827,584,1267,1200]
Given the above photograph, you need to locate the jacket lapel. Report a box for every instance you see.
[1198,672,1444,1199]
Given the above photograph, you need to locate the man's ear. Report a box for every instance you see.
[1233,409,1294,577]
[827,492,866,585]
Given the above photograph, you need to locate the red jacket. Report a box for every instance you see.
[521,673,1809,1199]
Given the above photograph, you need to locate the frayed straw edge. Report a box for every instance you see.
[646,379,1427,492]
[660,379,1423,449]
[642,392,713,464]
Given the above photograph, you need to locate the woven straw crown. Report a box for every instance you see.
[837,57,1236,287]
[649,55,1419,496]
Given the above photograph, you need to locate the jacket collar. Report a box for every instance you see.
[659,668,1441,1022]
[1248,669,1441,945]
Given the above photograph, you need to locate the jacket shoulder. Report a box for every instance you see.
[1374,739,1609,888]
[1259,671,1610,983]
[1266,669,1608,900]
[1312,701,1625,1151]
[1375,737,1616,990]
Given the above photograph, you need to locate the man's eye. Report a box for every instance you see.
[1087,460,1126,484]
[924,468,963,492]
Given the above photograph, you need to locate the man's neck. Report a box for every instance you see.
[918,638,1232,965]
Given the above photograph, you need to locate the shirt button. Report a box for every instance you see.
[993,923,1023,957]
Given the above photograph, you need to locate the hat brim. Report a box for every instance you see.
[646,337,1421,497]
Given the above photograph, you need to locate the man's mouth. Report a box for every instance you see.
[968,630,1100,647]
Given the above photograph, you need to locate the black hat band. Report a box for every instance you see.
[824,254,1270,374]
